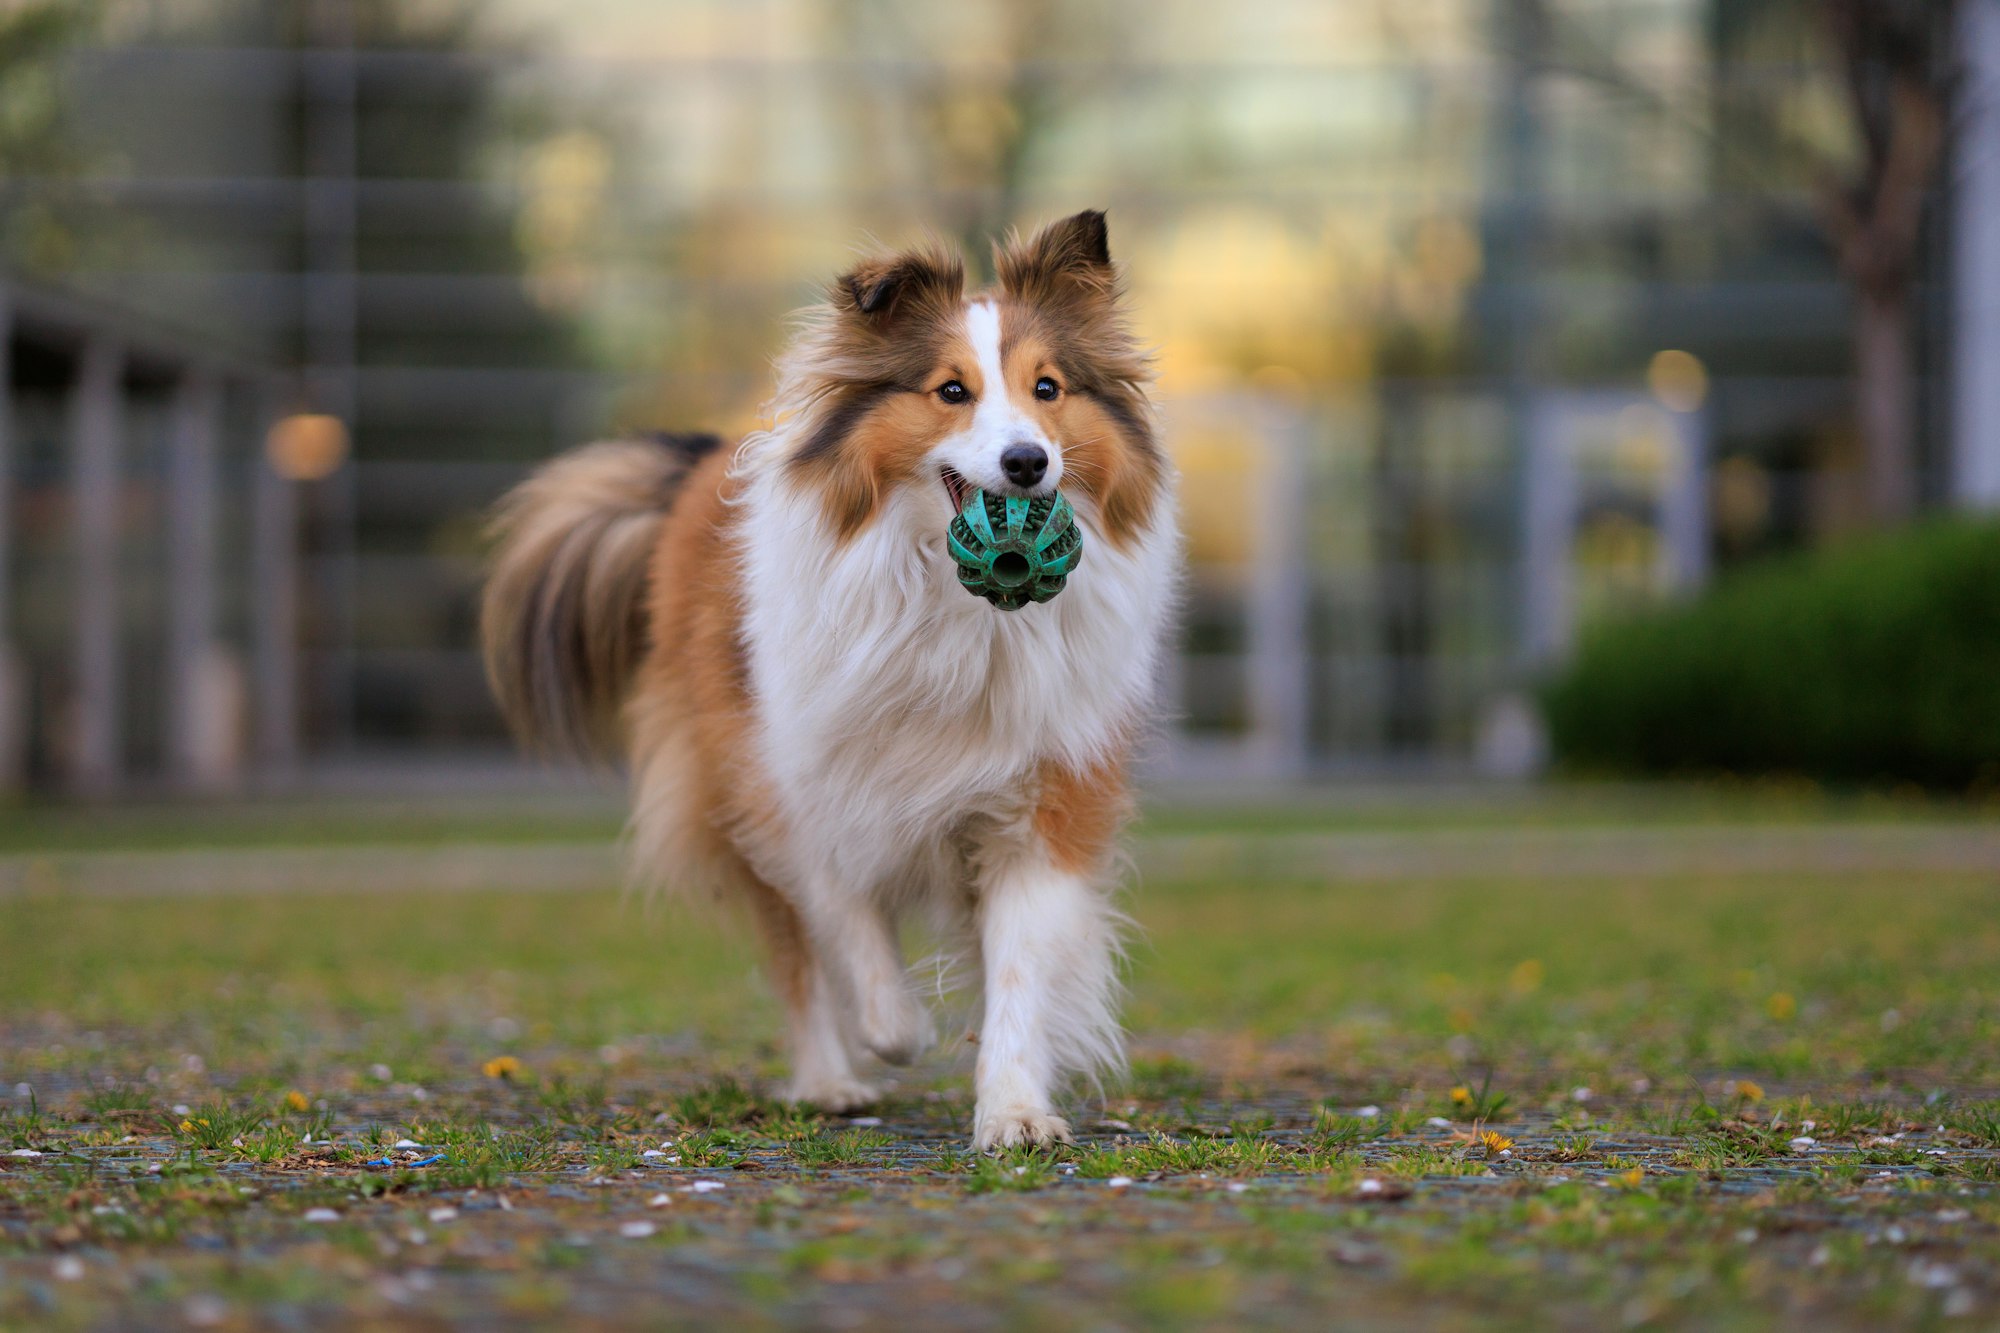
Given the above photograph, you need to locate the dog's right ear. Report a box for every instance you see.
[834,244,965,324]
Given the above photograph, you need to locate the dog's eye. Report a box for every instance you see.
[937,381,969,405]
[1034,377,1060,401]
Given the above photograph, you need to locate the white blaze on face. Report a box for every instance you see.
[935,299,1062,496]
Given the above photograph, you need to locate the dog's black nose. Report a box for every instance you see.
[1001,443,1048,488]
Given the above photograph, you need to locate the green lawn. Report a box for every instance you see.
[1,802,1997,1329]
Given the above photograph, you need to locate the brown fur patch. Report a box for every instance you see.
[994,211,1163,546]
[1033,752,1134,875]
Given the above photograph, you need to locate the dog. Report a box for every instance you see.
[481,210,1178,1149]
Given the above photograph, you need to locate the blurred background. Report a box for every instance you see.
[0,0,1992,798]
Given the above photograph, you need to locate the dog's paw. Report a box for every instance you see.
[859,992,935,1068]
[973,1105,1073,1152]
[783,1073,879,1114]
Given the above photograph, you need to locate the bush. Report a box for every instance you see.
[1542,518,2000,787]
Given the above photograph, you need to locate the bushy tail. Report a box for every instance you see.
[481,434,717,760]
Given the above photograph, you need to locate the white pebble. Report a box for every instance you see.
[685,1179,725,1193]
[1571,1087,1593,1103]
[1358,1178,1385,1195]
[1426,1117,1451,1129]
[7,1149,41,1158]
[847,1116,883,1127]
[303,1208,340,1223]
[393,1139,422,1148]
[427,1207,458,1223]
[647,1193,673,1208]
[1107,1176,1134,1188]
[641,1149,666,1159]
[1789,1137,1817,1152]
[52,1256,84,1281]
[1356,1106,1381,1119]
[619,1221,656,1239]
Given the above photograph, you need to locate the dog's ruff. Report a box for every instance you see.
[482,210,1178,1149]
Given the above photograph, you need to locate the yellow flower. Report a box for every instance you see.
[482,1055,524,1080]
[1450,1086,1474,1107]
[1615,1165,1645,1188]
[1478,1130,1514,1154]
[178,1119,195,1133]
[1508,959,1544,995]
[1730,1080,1765,1104]
[284,1090,310,1113]
[1765,992,1796,1021]
[1447,1007,1476,1033]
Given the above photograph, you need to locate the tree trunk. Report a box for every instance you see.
[1855,287,1915,524]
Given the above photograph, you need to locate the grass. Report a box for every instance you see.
[1,796,1998,1329]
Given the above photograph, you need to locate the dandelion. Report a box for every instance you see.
[178,1120,195,1133]
[1450,1086,1474,1108]
[284,1090,311,1113]
[1478,1130,1514,1154]
[481,1056,523,1080]
[1730,1080,1765,1104]
[1765,992,1797,1021]
[1614,1165,1645,1188]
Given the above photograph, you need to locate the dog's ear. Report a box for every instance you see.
[995,209,1114,305]
[834,244,964,324]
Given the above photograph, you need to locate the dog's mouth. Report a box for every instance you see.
[941,467,971,512]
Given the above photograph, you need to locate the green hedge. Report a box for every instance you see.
[1542,518,2000,787]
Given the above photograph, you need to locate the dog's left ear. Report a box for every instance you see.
[996,209,1115,305]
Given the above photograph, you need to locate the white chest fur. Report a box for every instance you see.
[734,471,1176,895]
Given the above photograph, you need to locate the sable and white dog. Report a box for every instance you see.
[481,210,1177,1149]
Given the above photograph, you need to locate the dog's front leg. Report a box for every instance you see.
[789,888,935,1067]
[971,845,1123,1151]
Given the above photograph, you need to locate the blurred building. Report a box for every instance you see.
[0,0,1982,791]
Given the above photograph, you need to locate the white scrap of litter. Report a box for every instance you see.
[1107,1177,1134,1188]
[1789,1137,1817,1152]
[1910,1260,1959,1290]
[1356,1106,1381,1119]
[145,1163,162,1175]
[172,1104,191,1116]
[684,1179,725,1193]
[1571,1087,1593,1103]
[1357,1178,1385,1195]
[848,1116,883,1127]
[641,1149,667,1159]
[1810,1244,1833,1266]
[1225,1182,1249,1194]
[427,1207,458,1223]
[1097,1119,1133,1131]
[394,1139,422,1148]
[7,1149,42,1158]
[647,1193,673,1208]
[369,1064,393,1081]
[1936,1208,1971,1223]
[1426,1117,1452,1129]
[1736,1228,1758,1244]
[52,1256,84,1281]
[619,1221,657,1239]
[304,1208,341,1223]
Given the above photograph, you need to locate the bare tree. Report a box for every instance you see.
[1814,0,1953,523]
[1503,0,1958,526]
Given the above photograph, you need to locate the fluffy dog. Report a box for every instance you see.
[482,210,1178,1148]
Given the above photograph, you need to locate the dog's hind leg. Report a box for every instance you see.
[741,874,879,1111]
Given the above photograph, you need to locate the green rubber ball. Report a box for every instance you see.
[946,488,1084,610]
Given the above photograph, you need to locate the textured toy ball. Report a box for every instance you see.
[946,488,1084,610]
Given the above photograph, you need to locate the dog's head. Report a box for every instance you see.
[782,210,1164,548]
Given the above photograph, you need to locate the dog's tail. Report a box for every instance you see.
[481,433,719,761]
